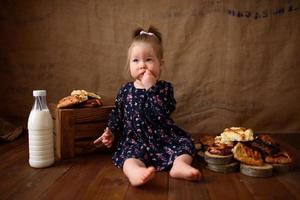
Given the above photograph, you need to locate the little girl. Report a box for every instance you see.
[94,26,201,186]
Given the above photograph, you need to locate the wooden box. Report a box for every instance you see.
[49,104,113,160]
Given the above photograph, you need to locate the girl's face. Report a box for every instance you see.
[128,42,162,81]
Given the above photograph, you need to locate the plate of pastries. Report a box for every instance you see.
[195,127,293,177]
[57,90,103,108]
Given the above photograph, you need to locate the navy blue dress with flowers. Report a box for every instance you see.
[107,80,195,171]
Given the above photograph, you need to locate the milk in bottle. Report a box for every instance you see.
[28,90,54,168]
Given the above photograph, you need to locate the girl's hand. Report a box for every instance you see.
[141,70,157,90]
[93,127,114,148]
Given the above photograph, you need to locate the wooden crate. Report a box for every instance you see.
[49,104,113,160]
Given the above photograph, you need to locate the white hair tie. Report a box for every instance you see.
[140,30,157,38]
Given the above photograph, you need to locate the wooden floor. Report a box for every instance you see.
[1,134,300,200]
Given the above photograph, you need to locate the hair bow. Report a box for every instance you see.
[140,30,157,38]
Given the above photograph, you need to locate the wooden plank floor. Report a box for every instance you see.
[0,134,300,200]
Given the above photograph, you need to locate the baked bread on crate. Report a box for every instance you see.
[57,90,102,108]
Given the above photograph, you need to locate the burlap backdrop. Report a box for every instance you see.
[0,0,299,134]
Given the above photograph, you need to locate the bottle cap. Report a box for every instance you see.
[33,90,46,96]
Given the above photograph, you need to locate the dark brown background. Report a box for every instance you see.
[1,0,299,134]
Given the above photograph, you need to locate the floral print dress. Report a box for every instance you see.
[107,80,195,171]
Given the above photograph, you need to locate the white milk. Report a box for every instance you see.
[28,90,54,168]
[28,109,54,168]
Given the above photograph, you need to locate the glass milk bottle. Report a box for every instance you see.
[28,90,54,168]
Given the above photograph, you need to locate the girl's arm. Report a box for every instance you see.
[107,85,125,135]
[94,127,114,148]
[144,81,176,118]
[94,86,124,148]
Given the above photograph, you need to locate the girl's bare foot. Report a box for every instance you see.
[169,162,202,181]
[123,158,156,186]
[169,154,202,181]
[128,166,156,186]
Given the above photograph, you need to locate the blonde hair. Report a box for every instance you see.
[124,26,163,80]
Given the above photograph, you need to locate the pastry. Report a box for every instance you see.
[78,98,103,107]
[57,90,102,108]
[232,142,264,166]
[71,90,101,99]
[250,135,280,156]
[198,135,215,149]
[215,127,254,144]
[265,151,293,164]
[207,142,234,156]
[87,91,101,99]
[57,95,87,108]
